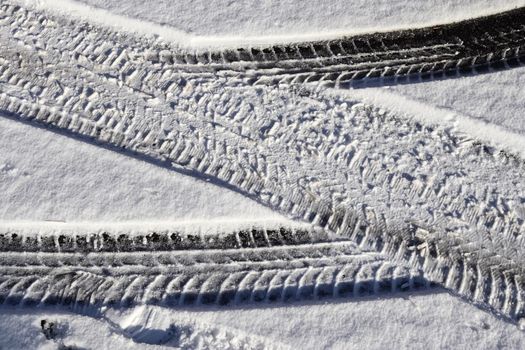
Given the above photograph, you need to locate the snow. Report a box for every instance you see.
[19,0,525,48]
[2,292,525,349]
[18,0,525,156]
[2,0,525,348]
[335,78,525,159]
[384,66,525,135]
[0,115,285,225]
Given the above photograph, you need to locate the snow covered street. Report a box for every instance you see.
[1,1,525,348]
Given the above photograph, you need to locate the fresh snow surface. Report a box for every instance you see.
[1,292,525,350]
[383,66,525,135]
[336,71,525,159]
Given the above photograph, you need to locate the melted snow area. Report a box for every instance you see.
[1,0,525,349]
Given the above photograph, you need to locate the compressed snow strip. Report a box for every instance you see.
[0,219,311,237]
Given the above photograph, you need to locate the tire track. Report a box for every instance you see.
[0,226,335,252]
[3,3,525,87]
[1,2,525,324]
[0,243,431,308]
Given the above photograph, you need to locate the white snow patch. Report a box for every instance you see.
[384,66,525,135]
[2,292,525,349]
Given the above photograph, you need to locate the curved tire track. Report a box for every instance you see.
[4,3,525,86]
